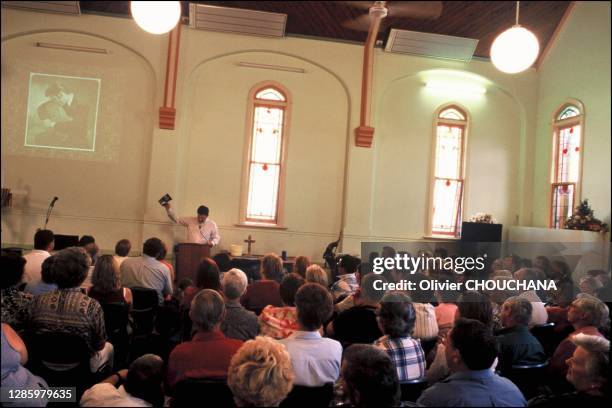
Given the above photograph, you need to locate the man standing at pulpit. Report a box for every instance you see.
[163,202,221,246]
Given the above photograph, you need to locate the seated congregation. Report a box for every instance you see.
[1,230,611,407]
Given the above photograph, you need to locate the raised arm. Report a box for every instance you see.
[164,202,188,227]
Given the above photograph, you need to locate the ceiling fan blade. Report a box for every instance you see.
[387,1,443,20]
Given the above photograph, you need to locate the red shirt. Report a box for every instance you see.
[546,306,573,334]
[240,280,283,312]
[167,330,243,388]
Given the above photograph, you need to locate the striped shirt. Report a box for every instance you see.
[375,335,426,382]
[412,302,439,340]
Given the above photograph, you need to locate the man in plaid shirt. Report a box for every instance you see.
[374,291,426,381]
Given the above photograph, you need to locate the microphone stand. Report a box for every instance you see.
[43,199,57,230]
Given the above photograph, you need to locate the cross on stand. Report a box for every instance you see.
[244,235,256,255]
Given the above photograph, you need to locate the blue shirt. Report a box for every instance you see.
[278,331,342,386]
[120,255,173,304]
[24,281,58,296]
[1,326,49,407]
[417,369,526,407]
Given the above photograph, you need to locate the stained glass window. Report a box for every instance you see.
[245,87,288,224]
[551,103,583,228]
[431,107,467,237]
[255,88,285,101]
[557,105,579,120]
[439,108,465,121]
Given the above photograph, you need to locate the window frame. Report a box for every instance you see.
[549,99,585,229]
[238,81,291,228]
[427,104,470,238]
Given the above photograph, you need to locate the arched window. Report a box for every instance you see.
[550,100,584,228]
[429,105,469,237]
[240,83,290,225]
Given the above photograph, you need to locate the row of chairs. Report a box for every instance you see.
[170,377,429,407]
[21,287,162,400]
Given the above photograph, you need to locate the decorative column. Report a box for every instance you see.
[159,23,182,130]
[354,5,386,148]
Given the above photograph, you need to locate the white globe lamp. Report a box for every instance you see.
[490,2,540,74]
[131,1,181,35]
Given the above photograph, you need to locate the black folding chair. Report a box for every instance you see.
[531,322,572,356]
[501,360,549,400]
[280,383,334,408]
[101,302,130,368]
[400,377,428,402]
[130,286,159,335]
[171,377,235,407]
[28,332,94,399]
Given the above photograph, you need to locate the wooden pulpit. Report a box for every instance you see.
[175,243,210,283]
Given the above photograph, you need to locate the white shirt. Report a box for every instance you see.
[278,330,342,386]
[113,255,128,267]
[519,290,548,326]
[22,250,51,283]
[80,383,151,407]
[413,302,439,340]
[166,207,221,246]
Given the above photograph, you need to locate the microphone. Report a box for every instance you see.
[44,196,58,230]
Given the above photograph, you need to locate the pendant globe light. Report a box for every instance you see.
[131,1,181,35]
[490,1,540,74]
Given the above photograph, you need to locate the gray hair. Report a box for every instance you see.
[570,333,610,382]
[579,276,603,292]
[190,289,225,331]
[572,297,605,327]
[305,264,328,287]
[361,273,386,302]
[488,276,519,304]
[502,296,532,326]
[514,268,539,282]
[222,268,248,300]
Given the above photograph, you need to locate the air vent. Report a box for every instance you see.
[1,1,80,15]
[189,3,286,38]
[385,29,478,62]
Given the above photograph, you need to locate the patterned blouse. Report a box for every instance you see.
[258,305,299,340]
[28,288,107,355]
[1,287,33,333]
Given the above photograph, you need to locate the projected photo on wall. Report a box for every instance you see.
[25,73,101,151]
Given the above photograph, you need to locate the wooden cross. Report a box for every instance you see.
[244,235,256,255]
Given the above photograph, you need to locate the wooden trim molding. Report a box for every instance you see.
[355,6,385,148]
[536,2,576,70]
[159,23,182,130]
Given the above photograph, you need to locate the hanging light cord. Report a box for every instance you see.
[515,1,520,25]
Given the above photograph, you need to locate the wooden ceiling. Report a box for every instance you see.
[79,1,572,59]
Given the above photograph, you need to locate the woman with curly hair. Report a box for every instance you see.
[228,336,295,407]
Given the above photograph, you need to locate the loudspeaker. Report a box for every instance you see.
[460,222,503,278]
[461,222,502,242]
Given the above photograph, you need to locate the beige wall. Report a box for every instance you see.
[532,1,611,228]
[1,5,607,260]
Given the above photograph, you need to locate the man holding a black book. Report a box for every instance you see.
[160,194,220,247]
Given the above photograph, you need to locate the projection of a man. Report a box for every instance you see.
[25,74,100,152]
